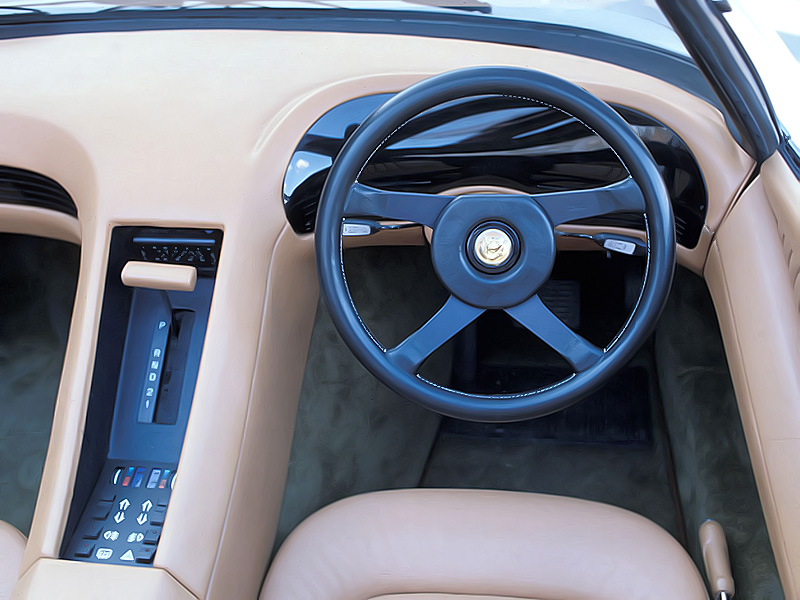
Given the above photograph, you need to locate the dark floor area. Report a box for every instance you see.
[0,234,79,535]
[420,353,682,541]
[274,248,444,551]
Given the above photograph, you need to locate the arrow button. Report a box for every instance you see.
[120,549,135,562]
[142,500,153,513]
[113,511,125,524]
[119,499,131,511]
[136,513,148,526]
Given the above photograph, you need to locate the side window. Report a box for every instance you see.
[725,1,800,153]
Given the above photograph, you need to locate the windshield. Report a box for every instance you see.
[724,0,800,149]
[0,0,689,55]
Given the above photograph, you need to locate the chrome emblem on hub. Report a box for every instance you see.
[474,228,513,267]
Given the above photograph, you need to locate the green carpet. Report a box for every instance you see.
[420,352,682,541]
[273,247,446,552]
[0,234,79,535]
[655,268,783,598]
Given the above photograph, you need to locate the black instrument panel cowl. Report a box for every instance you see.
[282,94,707,248]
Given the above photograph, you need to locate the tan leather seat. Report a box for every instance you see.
[0,521,25,600]
[262,489,709,600]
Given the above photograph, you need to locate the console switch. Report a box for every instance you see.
[143,529,161,545]
[135,546,156,564]
[74,542,94,558]
[146,468,161,489]
[83,523,102,540]
[150,507,166,526]
[91,501,113,520]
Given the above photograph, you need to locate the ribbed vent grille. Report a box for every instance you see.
[674,214,688,242]
[0,166,77,217]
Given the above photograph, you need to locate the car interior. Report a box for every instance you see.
[0,1,799,599]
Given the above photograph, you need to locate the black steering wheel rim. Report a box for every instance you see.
[315,66,675,423]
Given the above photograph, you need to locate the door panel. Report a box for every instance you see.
[706,153,800,599]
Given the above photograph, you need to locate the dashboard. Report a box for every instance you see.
[0,22,760,600]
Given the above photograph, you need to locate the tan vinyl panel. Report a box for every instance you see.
[12,559,194,599]
[201,226,318,599]
[705,153,800,599]
[0,204,80,244]
[0,29,751,598]
[765,157,800,309]
[0,113,96,214]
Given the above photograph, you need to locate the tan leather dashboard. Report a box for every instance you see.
[0,28,756,598]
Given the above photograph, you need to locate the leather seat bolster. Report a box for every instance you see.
[262,489,708,600]
[0,521,26,600]
[369,594,530,600]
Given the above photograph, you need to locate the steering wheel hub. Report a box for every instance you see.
[431,194,555,310]
[468,222,519,273]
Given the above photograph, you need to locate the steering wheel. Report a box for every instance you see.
[315,67,675,423]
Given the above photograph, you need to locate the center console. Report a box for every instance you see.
[59,226,222,567]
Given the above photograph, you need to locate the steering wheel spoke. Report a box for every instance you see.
[505,295,602,372]
[344,183,454,229]
[533,177,645,226]
[387,296,484,374]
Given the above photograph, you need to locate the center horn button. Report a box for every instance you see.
[466,221,521,274]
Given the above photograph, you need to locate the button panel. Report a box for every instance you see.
[65,461,175,566]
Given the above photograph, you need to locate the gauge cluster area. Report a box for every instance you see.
[283,94,707,248]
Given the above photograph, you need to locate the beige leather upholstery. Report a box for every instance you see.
[704,154,800,596]
[0,521,25,600]
[0,30,751,599]
[262,489,708,600]
[12,560,194,600]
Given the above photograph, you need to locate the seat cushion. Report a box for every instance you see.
[262,489,708,600]
[0,521,25,600]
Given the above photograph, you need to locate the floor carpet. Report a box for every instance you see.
[420,352,683,541]
[0,234,79,535]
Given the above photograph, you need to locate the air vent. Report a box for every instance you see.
[674,214,688,241]
[0,166,77,217]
